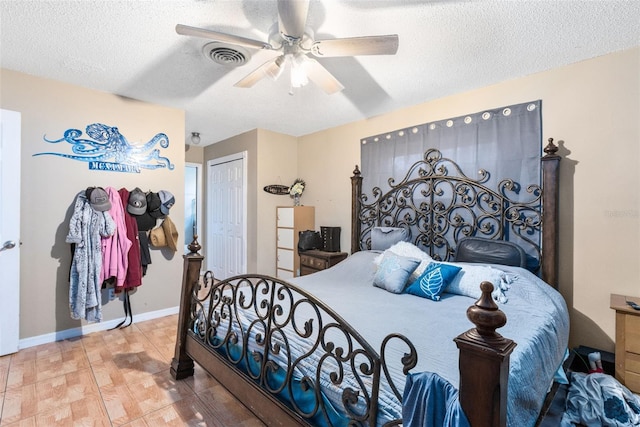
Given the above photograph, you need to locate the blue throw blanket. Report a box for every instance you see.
[402,372,470,427]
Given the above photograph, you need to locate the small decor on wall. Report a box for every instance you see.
[263,184,290,195]
[33,123,174,173]
[289,178,305,206]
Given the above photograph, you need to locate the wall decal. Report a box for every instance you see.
[33,123,174,173]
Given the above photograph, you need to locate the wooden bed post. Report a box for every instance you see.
[351,165,363,254]
[541,138,561,288]
[170,237,204,380]
[454,282,516,427]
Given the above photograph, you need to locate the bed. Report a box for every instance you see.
[171,139,567,427]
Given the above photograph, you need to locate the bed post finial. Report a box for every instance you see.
[543,137,559,157]
[454,282,516,427]
[187,235,202,255]
[351,165,363,254]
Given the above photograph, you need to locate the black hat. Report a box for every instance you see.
[146,192,165,219]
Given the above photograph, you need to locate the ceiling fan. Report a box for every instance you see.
[176,0,399,94]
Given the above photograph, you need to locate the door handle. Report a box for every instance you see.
[0,241,16,252]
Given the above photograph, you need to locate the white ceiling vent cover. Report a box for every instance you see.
[202,42,251,67]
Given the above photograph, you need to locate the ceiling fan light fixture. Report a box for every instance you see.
[190,132,201,145]
[289,53,309,88]
[177,0,398,95]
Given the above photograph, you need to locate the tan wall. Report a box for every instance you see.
[185,145,204,164]
[1,69,186,340]
[256,129,298,275]
[299,47,640,352]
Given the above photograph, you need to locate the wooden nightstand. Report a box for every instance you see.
[610,293,640,393]
[299,250,348,276]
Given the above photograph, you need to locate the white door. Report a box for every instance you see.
[207,153,246,280]
[0,109,21,356]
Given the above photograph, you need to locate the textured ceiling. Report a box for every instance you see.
[1,0,639,146]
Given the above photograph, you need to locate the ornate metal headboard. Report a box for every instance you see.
[351,139,561,287]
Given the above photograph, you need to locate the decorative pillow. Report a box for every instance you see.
[405,262,462,301]
[374,241,433,281]
[371,226,410,251]
[455,236,526,268]
[443,263,514,303]
[373,252,420,294]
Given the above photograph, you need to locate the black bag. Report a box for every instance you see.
[298,230,321,253]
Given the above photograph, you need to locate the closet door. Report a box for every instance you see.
[208,154,246,280]
[0,109,21,356]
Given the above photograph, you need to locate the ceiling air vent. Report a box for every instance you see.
[202,42,250,67]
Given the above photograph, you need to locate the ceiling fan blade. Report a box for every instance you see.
[302,58,344,95]
[234,56,285,88]
[277,0,309,40]
[311,35,399,57]
[176,24,272,50]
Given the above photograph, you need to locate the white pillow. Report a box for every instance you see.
[443,263,515,303]
[374,241,433,281]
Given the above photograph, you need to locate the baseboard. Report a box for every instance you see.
[18,306,179,350]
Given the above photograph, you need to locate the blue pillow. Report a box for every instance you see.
[373,252,420,294]
[371,226,410,251]
[405,262,462,301]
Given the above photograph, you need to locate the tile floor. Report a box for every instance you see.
[0,314,265,426]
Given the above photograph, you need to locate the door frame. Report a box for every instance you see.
[185,162,203,252]
[206,151,248,275]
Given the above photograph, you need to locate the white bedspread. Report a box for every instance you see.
[290,250,570,427]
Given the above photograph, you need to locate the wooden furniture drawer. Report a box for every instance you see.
[626,351,640,374]
[625,371,640,393]
[277,228,294,249]
[625,314,640,353]
[299,250,348,276]
[277,248,294,271]
[611,293,640,393]
[300,254,329,270]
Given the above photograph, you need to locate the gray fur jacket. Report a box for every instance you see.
[66,191,115,322]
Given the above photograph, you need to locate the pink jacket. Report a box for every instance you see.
[101,187,132,288]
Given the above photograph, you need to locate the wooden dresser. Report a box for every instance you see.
[610,293,640,393]
[276,206,314,279]
[300,250,348,276]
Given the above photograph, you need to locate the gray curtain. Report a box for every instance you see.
[360,100,542,255]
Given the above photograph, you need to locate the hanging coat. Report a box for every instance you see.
[118,187,142,290]
[100,187,132,289]
[66,191,115,322]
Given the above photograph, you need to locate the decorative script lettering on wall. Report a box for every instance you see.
[33,123,174,173]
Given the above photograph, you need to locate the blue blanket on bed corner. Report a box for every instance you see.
[402,372,470,427]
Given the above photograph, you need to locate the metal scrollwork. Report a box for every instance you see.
[359,149,542,261]
[186,274,416,426]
